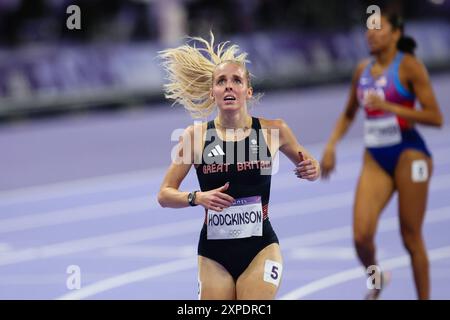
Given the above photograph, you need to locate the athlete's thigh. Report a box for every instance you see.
[394,149,432,233]
[353,151,395,238]
[198,255,236,300]
[235,243,283,300]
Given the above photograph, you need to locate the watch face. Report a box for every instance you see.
[188,192,193,203]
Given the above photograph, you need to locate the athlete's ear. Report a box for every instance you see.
[247,87,253,99]
[391,26,401,43]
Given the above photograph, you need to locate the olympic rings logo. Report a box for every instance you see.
[229,229,242,237]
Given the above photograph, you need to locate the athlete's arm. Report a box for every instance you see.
[272,119,320,181]
[321,60,368,179]
[366,55,443,127]
[157,125,234,211]
[157,125,195,208]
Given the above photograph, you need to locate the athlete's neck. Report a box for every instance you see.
[375,46,397,67]
[216,111,252,130]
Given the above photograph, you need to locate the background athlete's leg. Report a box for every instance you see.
[198,255,236,300]
[353,151,395,270]
[395,150,432,300]
[235,243,283,299]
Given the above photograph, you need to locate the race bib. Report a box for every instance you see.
[364,115,401,147]
[207,196,263,240]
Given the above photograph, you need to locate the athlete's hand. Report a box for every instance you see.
[196,182,234,212]
[320,145,336,180]
[294,153,320,181]
[365,93,391,112]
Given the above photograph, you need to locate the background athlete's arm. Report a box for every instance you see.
[320,60,368,179]
[157,125,234,211]
[366,55,443,127]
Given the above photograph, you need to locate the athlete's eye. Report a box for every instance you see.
[233,78,242,84]
[217,79,225,85]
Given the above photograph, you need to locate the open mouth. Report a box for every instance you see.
[223,95,236,102]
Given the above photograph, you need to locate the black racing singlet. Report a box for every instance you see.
[195,117,272,220]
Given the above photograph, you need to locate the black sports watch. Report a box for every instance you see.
[188,191,199,206]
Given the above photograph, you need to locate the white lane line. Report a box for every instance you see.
[287,246,364,261]
[0,197,156,234]
[0,138,356,205]
[0,191,352,235]
[2,146,450,234]
[273,145,450,195]
[0,152,361,232]
[2,172,450,267]
[103,245,196,259]
[0,168,163,206]
[0,169,330,233]
[0,139,348,207]
[57,257,197,300]
[0,243,12,253]
[0,219,201,266]
[282,204,450,248]
[0,275,66,285]
[263,171,448,229]
[279,245,450,300]
[54,205,450,300]
[1,127,448,206]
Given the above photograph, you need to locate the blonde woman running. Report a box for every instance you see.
[157,33,320,300]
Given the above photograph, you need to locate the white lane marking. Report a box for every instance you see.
[57,257,197,300]
[0,168,163,206]
[274,192,353,219]
[0,219,201,266]
[0,274,66,285]
[53,205,450,300]
[103,245,196,259]
[0,197,156,234]
[2,173,450,267]
[0,175,346,234]
[288,246,380,261]
[0,243,12,253]
[1,127,448,206]
[2,147,450,234]
[282,204,450,248]
[279,245,450,300]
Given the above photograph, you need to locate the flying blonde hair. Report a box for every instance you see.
[158,32,250,119]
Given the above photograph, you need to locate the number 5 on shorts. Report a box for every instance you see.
[264,260,283,287]
[412,159,428,182]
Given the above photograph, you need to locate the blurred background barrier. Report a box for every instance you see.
[0,0,449,119]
